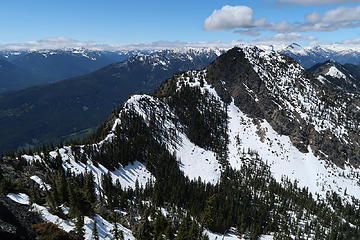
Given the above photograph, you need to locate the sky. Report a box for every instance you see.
[1,0,360,50]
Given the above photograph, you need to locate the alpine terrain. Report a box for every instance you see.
[0,48,138,93]
[1,47,360,240]
[0,48,222,153]
[281,43,360,68]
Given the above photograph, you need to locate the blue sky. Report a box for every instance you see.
[1,0,360,49]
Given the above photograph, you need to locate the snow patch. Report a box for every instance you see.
[7,193,30,205]
[32,204,74,232]
[52,147,154,190]
[171,132,221,184]
[30,175,51,191]
[31,203,135,240]
[326,66,346,79]
[84,215,135,240]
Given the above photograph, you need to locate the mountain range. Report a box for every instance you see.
[1,46,360,239]
[1,43,360,94]
[0,48,137,92]
[0,48,222,153]
[281,43,360,68]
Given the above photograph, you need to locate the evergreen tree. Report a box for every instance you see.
[92,220,99,240]
[111,221,124,240]
[84,171,97,206]
[74,216,85,240]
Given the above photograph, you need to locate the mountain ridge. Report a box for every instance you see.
[2,46,360,239]
[0,48,222,153]
[281,43,360,68]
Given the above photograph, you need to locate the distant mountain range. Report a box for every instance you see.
[280,43,360,68]
[0,48,138,92]
[1,43,360,93]
[0,48,222,153]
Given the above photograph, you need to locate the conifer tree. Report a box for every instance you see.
[111,221,124,240]
[84,171,96,205]
[74,215,85,239]
[92,220,99,240]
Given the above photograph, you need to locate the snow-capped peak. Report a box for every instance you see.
[285,43,307,55]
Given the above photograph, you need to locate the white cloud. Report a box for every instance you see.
[305,12,321,23]
[0,37,106,51]
[203,5,268,30]
[0,38,246,51]
[277,0,360,5]
[253,32,317,45]
[204,5,360,35]
[319,5,360,22]
[234,29,261,36]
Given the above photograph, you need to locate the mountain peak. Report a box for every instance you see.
[308,60,359,92]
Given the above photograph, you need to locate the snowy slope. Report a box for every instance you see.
[326,66,347,79]
[101,92,222,185]
[160,66,360,201]
[30,175,51,191]
[227,100,360,200]
[24,148,154,191]
[309,61,359,92]
[6,192,136,240]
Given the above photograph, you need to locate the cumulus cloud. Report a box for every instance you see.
[203,6,268,30]
[312,5,360,22]
[277,0,360,5]
[204,5,360,35]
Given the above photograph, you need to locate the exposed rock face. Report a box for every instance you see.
[206,47,360,166]
[0,196,39,240]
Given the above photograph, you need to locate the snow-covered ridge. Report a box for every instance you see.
[107,62,360,201]
[119,48,224,71]
[13,45,360,239]
[280,43,360,68]
[326,66,347,79]
[100,84,222,184]
[281,43,360,57]
[29,48,108,61]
